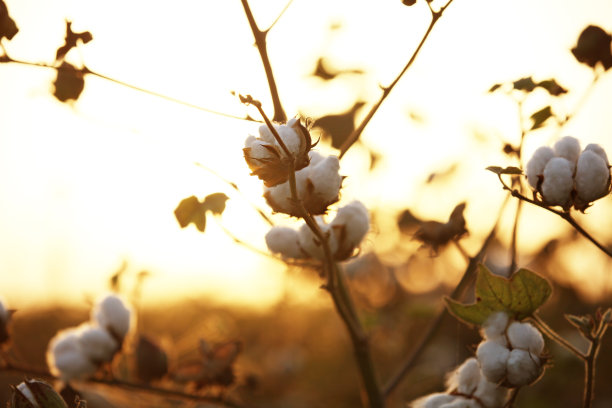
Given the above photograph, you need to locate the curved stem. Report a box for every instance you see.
[338,0,455,159]
[240,0,287,122]
[531,314,585,358]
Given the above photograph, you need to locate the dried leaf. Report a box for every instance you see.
[0,0,18,41]
[55,21,93,62]
[202,193,229,215]
[571,25,612,70]
[174,196,207,232]
[53,62,85,102]
[530,106,553,130]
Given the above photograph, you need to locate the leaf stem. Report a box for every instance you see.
[338,0,455,159]
[531,314,585,358]
[240,0,287,122]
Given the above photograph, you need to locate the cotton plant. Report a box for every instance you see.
[525,136,611,211]
[46,294,134,381]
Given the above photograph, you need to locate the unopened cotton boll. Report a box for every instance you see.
[554,136,581,170]
[526,146,555,189]
[575,150,611,205]
[47,329,98,381]
[265,226,303,259]
[330,201,370,260]
[541,157,574,208]
[507,321,544,355]
[476,340,510,383]
[91,294,133,342]
[411,393,457,408]
[298,221,338,260]
[78,324,120,364]
[506,349,542,386]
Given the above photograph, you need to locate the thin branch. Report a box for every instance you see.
[0,55,255,122]
[240,0,287,122]
[263,0,295,33]
[508,199,522,275]
[531,314,585,358]
[496,176,612,258]
[383,200,505,396]
[338,0,456,159]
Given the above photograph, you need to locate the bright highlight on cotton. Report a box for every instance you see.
[525,136,611,211]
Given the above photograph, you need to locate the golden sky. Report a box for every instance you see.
[1,0,612,309]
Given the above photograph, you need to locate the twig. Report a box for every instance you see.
[0,55,255,122]
[496,176,612,258]
[383,202,504,396]
[338,0,456,159]
[508,199,522,275]
[240,0,287,123]
[264,0,295,33]
[531,314,585,358]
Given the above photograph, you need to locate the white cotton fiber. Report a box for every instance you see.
[91,294,133,341]
[584,143,610,166]
[330,201,370,259]
[507,321,544,355]
[575,150,610,204]
[265,226,303,259]
[298,220,338,260]
[454,358,481,395]
[411,393,457,408]
[526,146,554,189]
[541,157,573,207]
[506,349,542,386]
[476,340,510,383]
[553,136,581,170]
[77,324,120,364]
[307,155,342,205]
[47,329,97,381]
[481,312,509,344]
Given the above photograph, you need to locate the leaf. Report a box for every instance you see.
[537,79,568,96]
[311,101,366,149]
[55,21,93,62]
[202,192,229,215]
[402,0,417,5]
[0,0,18,41]
[486,166,523,175]
[53,62,85,102]
[488,83,502,92]
[530,105,552,130]
[571,25,612,70]
[445,264,552,326]
[513,76,537,92]
[174,196,207,232]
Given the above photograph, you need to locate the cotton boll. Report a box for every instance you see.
[308,150,324,166]
[507,322,544,355]
[302,155,343,214]
[541,157,573,208]
[78,324,120,364]
[265,227,303,259]
[454,358,480,395]
[257,123,276,144]
[476,340,510,383]
[481,312,509,344]
[439,397,479,408]
[410,393,457,408]
[506,349,542,386]
[298,221,338,260]
[554,136,581,170]
[91,294,133,342]
[473,376,509,408]
[575,150,611,205]
[330,201,370,260]
[526,146,555,189]
[47,329,98,381]
[584,143,610,166]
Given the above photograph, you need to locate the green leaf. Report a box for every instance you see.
[174,196,207,232]
[486,166,523,175]
[202,193,229,215]
[513,76,537,92]
[530,106,553,130]
[445,264,552,326]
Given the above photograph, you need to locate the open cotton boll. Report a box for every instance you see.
[453,358,480,395]
[77,324,120,364]
[307,156,342,201]
[481,312,509,344]
[410,393,457,408]
[553,136,581,170]
[476,340,510,383]
[439,397,479,408]
[575,150,611,204]
[526,146,555,189]
[91,294,133,342]
[265,226,303,259]
[298,221,338,260]
[473,376,509,408]
[47,329,98,381]
[584,143,610,166]
[541,157,574,208]
[506,349,542,386]
[330,201,370,260]
[507,321,544,355]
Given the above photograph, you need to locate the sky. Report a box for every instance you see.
[1,0,612,309]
